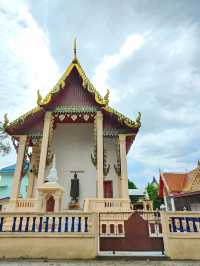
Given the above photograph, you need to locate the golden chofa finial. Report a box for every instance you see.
[135,112,141,128]
[3,113,9,129]
[103,89,110,105]
[73,37,77,60]
[37,90,43,106]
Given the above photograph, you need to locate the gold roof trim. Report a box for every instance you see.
[6,106,42,130]
[40,59,108,107]
[103,106,141,129]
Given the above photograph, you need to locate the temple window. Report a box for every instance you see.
[118,223,123,234]
[102,224,106,234]
[110,224,115,234]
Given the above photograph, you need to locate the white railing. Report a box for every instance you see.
[160,211,200,260]
[0,212,95,234]
[84,198,131,212]
[161,211,200,234]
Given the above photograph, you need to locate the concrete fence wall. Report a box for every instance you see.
[161,211,200,260]
[0,212,98,259]
[2,210,200,259]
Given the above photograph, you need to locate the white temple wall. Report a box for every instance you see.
[51,123,96,209]
[103,137,119,198]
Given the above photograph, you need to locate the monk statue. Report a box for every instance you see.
[70,172,79,202]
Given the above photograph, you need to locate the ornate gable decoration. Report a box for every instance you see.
[190,161,200,191]
[38,39,109,108]
[5,39,141,134]
[38,61,109,107]
[183,161,200,192]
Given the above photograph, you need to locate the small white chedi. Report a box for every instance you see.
[45,154,58,183]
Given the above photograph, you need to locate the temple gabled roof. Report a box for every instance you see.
[4,40,141,135]
[160,172,188,193]
[159,161,200,198]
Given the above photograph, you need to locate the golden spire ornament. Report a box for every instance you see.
[73,37,77,60]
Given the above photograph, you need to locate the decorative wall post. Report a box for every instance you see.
[11,135,27,200]
[164,193,168,211]
[171,197,176,211]
[54,193,60,212]
[27,172,34,198]
[114,138,122,197]
[37,111,52,187]
[96,111,104,198]
[119,134,129,199]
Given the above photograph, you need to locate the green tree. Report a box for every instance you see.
[0,121,11,156]
[146,183,162,210]
[128,179,137,189]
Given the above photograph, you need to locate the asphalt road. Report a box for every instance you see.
[0,260,200,266]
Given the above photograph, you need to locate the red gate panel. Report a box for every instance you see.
[100,212,164,252]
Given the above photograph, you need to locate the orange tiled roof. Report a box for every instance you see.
[162,173,188,193]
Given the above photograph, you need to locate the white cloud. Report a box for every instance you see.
[92,34,144,101]
[113,24,200,189]
[129,125,199,175]
[0,0,60,121]
[0,0,60,168]
[0,0,200,192]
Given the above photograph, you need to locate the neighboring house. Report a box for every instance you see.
[0,164,29,210]
[159,161,200,211]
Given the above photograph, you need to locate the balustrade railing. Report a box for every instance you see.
[160,212,200,260]
[168,215,200,233]
[84,198,131,212]
[15,199,37,212]
[137,210,161,221]
[0,213,94,234]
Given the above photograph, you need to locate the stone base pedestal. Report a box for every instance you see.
[69,201,80,210]
[37,182,64,212]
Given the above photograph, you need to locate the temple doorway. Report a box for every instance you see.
[104,181,113,198]
[46,195,55,212]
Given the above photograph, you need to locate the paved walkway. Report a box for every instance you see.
[0,260,200,266]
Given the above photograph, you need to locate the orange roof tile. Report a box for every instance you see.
[162,173,188,193]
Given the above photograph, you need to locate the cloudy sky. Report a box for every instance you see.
[0,0,200,191]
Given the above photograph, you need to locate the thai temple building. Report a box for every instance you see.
[1,41,200,260]
[3,40,141,213]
